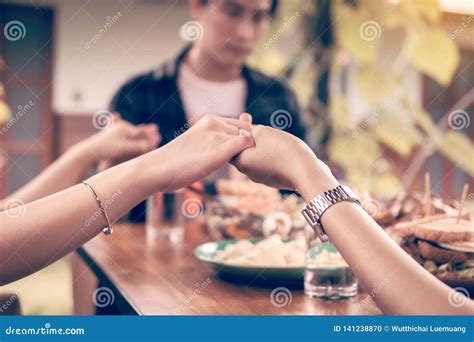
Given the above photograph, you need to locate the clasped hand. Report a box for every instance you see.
[158,112,337,198]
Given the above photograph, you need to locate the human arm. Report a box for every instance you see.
[0,115,253,285]
[0,118,159,209]
[233,115,474,315]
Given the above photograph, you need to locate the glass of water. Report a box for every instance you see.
[304,229,358,299]
[146,190,184,243]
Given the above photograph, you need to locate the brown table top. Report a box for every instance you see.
[79,221,382,315]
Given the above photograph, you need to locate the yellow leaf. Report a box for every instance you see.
[401,0,441,23]
[412,107,435,133]
[287,54,317,107]
[329,131,381,169]
[384,6,405,29]
[407,25,460,86]
[0,101,12,124]
[370,172,402,197]
[356,66,400,104]
[346,168,371,191]
[333,2,379,64]
[437,131,474,176]
[385,0,441,28]
[329,130,403,194]
[373,109,423,156]
[249,51,287,76]
[330,94,349,133]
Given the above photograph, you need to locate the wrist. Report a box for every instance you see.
[64,142,97,177]
[68,140,96,168]
[136,148,168,196]
[294,158,339,202]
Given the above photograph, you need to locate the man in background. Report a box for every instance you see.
[110,0,306,222]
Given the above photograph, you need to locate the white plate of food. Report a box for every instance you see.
[194,235,305,283]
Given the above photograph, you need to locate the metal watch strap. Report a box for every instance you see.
[301,185,360,242]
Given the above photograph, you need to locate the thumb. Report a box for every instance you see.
[226,134,255,159]
[143,124,160,148]
[112,112,121,122]
[239,113,252,124]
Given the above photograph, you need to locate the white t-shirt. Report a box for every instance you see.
[177,63,248,181]
[177,63,247,121]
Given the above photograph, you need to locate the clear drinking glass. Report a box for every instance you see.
[146,190,184,243]
[304,230,358,299]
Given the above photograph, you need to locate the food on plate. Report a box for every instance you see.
[415,218,473,243]
[386,213,470,239]
[206,207,263,239]
[386,216,474,282]
[215,179,281,216]
[358,191,463,227]
[207,179,307,239]
[262,212,293,237]
[417,241,468,264]
[216,178,280,198]
[306,249,349,268]
[215,235,306,267]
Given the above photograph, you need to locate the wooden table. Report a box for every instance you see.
[78,221,382,315]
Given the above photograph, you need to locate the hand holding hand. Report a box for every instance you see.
[80,114,160,169]
[149,114,254,192]
[233,114,338,200]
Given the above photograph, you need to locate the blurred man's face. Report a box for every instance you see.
[194,0,273,67]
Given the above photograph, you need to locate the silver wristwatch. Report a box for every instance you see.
[301,185,360,242]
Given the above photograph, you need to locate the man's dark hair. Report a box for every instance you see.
[269,0,279,16]
[198,0,279,17]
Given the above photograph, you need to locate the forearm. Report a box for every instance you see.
[0,150,162,285]
[3,144,94,206]
[298,170,474,315]
[0,115,254,285]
